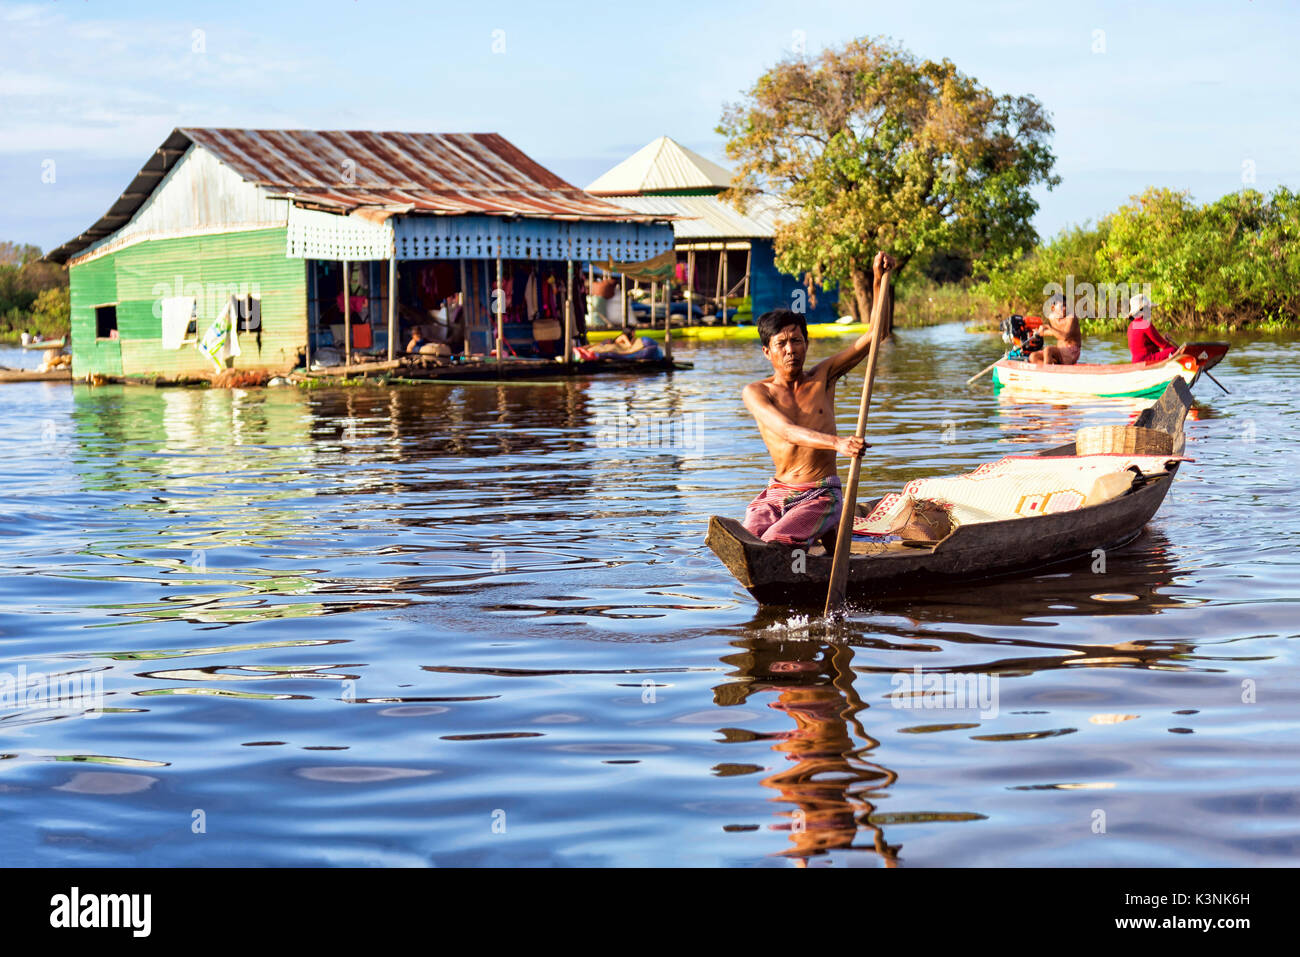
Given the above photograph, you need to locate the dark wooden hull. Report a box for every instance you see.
[705,379,1193,607]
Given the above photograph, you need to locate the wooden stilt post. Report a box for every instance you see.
[387,252,397,361]
[686,250,694,325]
[342,259,351,368]
[306,260,316,371]
[720,243,729,326]
[663,278,673,362]
[714,246,723,322]
[495,253,504,366]
[459,259,470,358]
[564,259,574,363]
[743,246,751,298]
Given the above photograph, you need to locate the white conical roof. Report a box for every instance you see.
[586,136,734,195]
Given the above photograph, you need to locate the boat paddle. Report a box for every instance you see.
[1203,369,1230,394]
[824,265,893,617]
[966,353,1007,386]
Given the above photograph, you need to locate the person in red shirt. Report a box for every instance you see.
[1126,293,1178,364]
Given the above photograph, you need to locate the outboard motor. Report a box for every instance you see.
[1001,314,1044,360]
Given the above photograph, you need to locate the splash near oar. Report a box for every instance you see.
[825,263,894,615]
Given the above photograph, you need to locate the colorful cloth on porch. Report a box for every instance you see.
[853,454,1184,536]
[743,475,842,546]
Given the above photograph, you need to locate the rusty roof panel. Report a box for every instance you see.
[47,127,662,264]
[180,128,642,219]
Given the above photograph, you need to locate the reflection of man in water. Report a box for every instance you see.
[716,639,898,866]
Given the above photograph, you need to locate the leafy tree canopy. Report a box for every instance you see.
[718,36,1059,327]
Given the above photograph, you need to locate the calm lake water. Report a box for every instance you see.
[1,323,1296,867]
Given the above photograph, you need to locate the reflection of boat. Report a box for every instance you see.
[991,342,1228,398]
[706,379,1193,607]
[587,322,870,343]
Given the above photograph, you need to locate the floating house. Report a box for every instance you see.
[585,137,839,324]
[48,128,674,379]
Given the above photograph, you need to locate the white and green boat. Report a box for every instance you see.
[992,342,1229,399]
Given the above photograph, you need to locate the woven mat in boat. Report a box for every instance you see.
[853,454,1183,536]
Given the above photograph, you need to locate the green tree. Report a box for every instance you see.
[976,186,1300,330]
[718,36,1059,334]
[31,286,70,328]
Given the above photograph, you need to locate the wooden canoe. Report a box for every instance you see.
[992,341,1228,398]
[21,337,66,351]
[705,378,1193,607]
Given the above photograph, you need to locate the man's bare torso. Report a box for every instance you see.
[750,368,837,484]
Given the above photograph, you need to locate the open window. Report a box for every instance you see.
[95,304,118,339]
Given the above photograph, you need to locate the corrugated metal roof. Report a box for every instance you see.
[597,194,789,240]
[48,128,661,264]
[585,137,734,195]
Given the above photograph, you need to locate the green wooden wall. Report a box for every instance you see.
[70,228,306,378]
[69,252,123,377]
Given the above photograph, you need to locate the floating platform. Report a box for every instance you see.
[586,321,870,343]
[304,355,691,382]
[0,367,74,383]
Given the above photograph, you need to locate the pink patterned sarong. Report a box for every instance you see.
[743,476,843,546]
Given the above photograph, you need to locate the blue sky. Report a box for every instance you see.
[2,0,1297,254]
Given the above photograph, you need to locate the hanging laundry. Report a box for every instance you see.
[196,301,240,371]
[160,296,195,350]
[524,271,538,320]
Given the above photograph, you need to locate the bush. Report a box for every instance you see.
[973,186,1300,330]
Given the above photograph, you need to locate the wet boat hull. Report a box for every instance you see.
[705,379,1193,607]
[991,342,1228,398]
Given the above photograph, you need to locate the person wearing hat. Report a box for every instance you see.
[1127,293,1178,364]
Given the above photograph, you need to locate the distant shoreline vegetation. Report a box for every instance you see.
[969,186,1300,332]
[0,242,69,344]
[8,184,1298,345]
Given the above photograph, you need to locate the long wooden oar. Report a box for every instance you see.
[966,353,1007,386]
[1203,369,1230,394]
[824,267,893,616]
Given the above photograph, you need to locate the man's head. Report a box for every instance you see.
[757,309,809,375]
[1128,293,1154,321]
[1046,293,1066,319]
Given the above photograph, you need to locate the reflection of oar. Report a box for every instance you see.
[825,267,892,616]
[966,353,1007,386]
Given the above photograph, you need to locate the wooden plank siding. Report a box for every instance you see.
[70,228,306,378]
[69,252,123,377]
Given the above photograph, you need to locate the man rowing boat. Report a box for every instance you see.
[1032,294,1082,365]
[740,252,895,548]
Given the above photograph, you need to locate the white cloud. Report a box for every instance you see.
[0,2,320,156]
